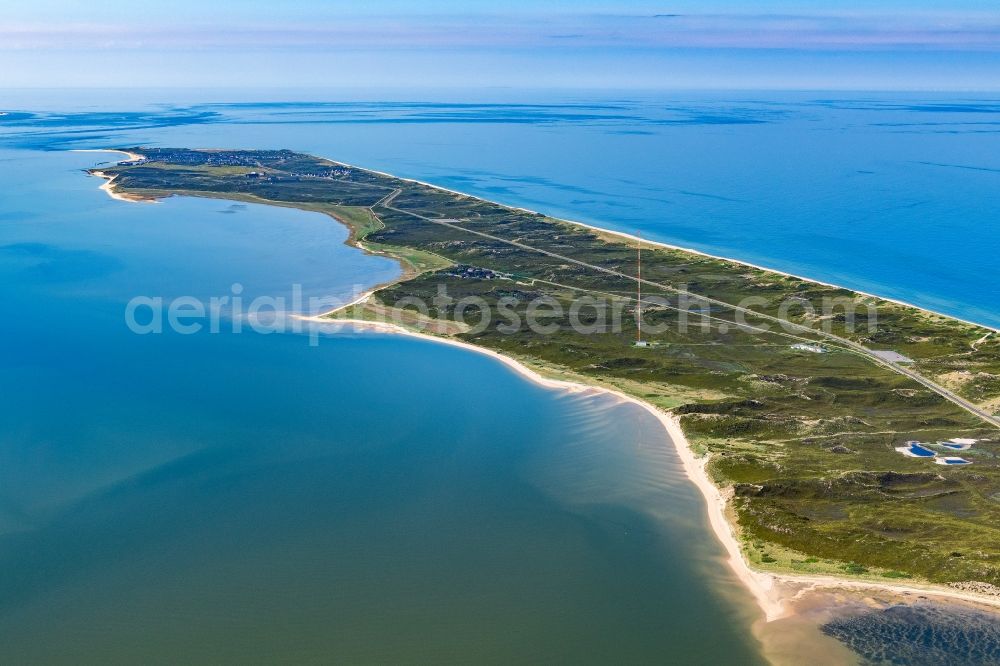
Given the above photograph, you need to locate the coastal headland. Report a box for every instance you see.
[86,148,1000,621]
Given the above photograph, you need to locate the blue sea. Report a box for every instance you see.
[4,88,998,327]
[1,89,998,662]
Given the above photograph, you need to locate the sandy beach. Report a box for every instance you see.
[75,150,157,204]
[89,170,158,204]
[298,314,1000,625]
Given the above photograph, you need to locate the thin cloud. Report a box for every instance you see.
[1,12,999,51]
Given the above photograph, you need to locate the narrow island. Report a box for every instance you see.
[88,148,1000,618]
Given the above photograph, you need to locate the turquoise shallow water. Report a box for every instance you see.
[0,149,765,662]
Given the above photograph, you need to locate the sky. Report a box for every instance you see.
[2,1,999,90]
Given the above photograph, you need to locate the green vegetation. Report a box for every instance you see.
[92,147,1000,586]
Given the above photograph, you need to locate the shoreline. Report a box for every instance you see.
[298,315,1000,623]
[83,150,1000,624]
[71,148,146,163]
[76,150,158,204]
[89,170,159,204]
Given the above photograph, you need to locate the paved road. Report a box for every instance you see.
[379,200,1000,430]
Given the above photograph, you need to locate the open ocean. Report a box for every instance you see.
[1,89,998,662]
[4,88,998,328]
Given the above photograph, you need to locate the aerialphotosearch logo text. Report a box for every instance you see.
[125,281,878,345]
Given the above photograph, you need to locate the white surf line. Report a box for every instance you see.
[87,170,159,204]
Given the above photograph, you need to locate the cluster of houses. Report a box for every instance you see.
[118,149,358,182]
[791,343,827,354]
[444,265,510,281]
[244,167,354,182]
